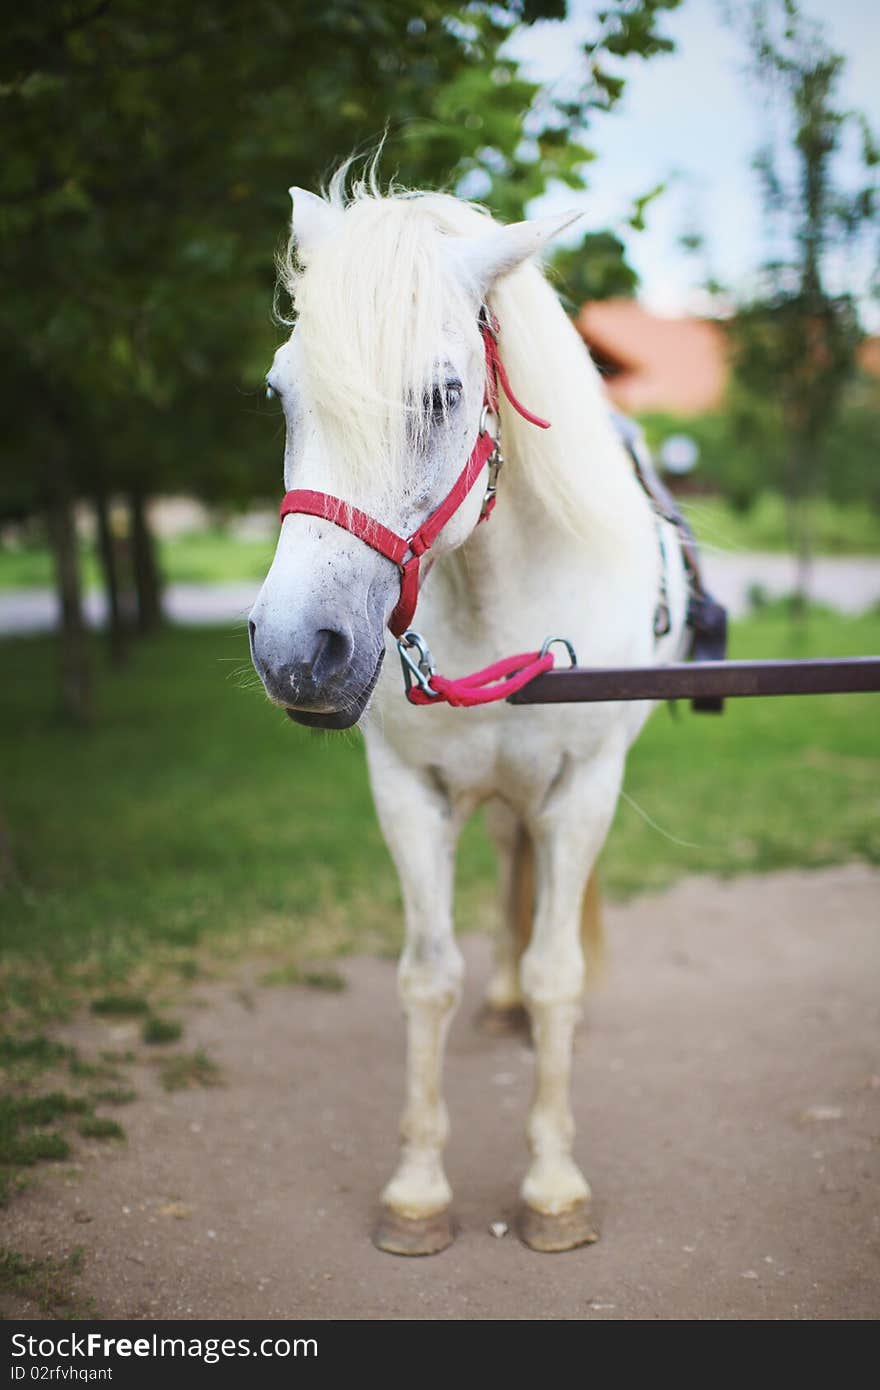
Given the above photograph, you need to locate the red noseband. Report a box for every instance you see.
[278,313,549,638]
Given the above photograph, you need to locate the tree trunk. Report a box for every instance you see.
[46,492,92,724]
[129,491,163,634]
[0,800,19,891]
[783,429,813,619]
[792,502,813,616]
[94,491,129,664]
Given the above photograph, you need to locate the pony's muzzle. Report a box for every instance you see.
[249,615,355,710]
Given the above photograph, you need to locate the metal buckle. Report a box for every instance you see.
[653,601,672,638]
[397,630,440,699]
[480,441,504,519]
[540,636,578,667]
[479,403,499,439]
[478,303,500,340]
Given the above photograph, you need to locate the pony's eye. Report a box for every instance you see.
[427,380,462,424]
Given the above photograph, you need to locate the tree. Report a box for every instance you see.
[727,0,878,605]
[0,0,683,718]
[548,230,639,308]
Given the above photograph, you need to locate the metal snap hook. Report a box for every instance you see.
[397,631,440,698]
[539,636,578,667]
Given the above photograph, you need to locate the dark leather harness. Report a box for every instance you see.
[613,413,729,712]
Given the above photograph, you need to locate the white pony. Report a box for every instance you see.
[249,170,689,1254]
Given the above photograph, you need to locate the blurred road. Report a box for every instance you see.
[2,553,880,635]
[0,581,257,636]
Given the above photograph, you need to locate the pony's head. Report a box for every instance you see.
[248,179,577,728]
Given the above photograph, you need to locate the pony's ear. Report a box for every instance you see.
[288,187,343,259]
[446,209,583,293]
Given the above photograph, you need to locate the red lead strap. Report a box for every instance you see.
[278,312,554,708]
[405,649,555,707]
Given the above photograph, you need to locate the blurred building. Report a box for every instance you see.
[857,334,880,381]
[576,298,880,417]
[575,300,728,416]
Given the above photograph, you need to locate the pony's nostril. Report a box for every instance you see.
[248,619,257,649]
[311,627,352,680]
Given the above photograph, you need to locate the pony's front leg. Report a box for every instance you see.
[519,739,626,1253]
[365,743,463,1256]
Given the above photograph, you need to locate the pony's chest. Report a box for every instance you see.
[368,695,633,811]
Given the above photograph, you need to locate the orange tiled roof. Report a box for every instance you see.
[576,300,729,416]
[857,336,880,379]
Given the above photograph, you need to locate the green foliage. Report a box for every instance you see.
[682,491,880,556]
[640,370,880,517]
[0,0,681,525]
[724,1,879,570]
[548,230,638,309]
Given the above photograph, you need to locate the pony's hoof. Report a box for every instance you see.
[373,1206,456,1256]
[477,1002,532,1040]
[518,1200,598,1253]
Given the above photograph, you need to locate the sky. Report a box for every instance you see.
[505,0,880,323]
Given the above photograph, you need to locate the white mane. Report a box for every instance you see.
[279,171,645,546]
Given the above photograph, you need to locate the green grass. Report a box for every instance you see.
[156,528,276,584]
[0,614,877,1026]
[156,1049,222,1092]
[259,963,347,991]
[90,993,150,1018]
[0,1035,68,1068]
[0,1092,88,1168]
[0,526,276,590]
[0,1246,94,1318]
[141,1015,183,1045]
[91,1086,137,1105]
[0,1069,132,1203]
[684,491,880,556]
[77,1115,125,1141]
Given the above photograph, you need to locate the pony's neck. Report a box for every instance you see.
[457,269,651,565]
[486,265,651,552]
[430,271,658,651]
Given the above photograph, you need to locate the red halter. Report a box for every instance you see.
[278,313,549,640]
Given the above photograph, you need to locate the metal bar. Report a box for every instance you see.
[508,656,880,705]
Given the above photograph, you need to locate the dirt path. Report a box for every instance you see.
[4,866,879,1321]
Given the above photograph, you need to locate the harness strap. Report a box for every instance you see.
[482,329,551,429]
[612,412,728,712]
[390,428,498,636]
[277,491,409,567]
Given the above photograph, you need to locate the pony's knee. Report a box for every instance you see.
[520,941,584,1008]
[398,943,464,1010]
